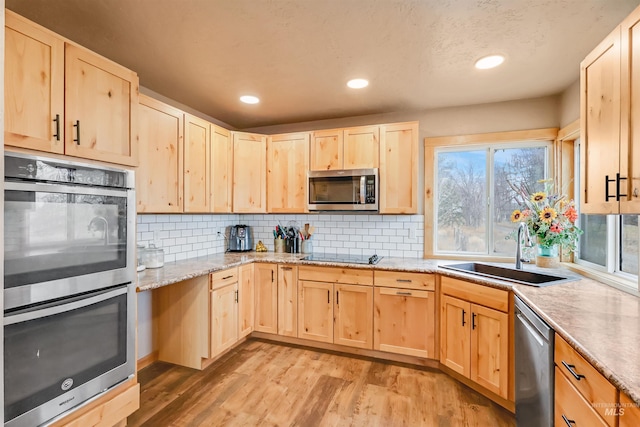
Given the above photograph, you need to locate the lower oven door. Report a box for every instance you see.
[3,284,135,427]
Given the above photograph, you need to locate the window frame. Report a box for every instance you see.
[423,128,558,260]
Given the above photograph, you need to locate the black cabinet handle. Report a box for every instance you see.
[605,173,628,201]
[462,309,466,326]
[281,267,293,271]
[561,414,576,426]
[271,270,274,282]
[396,291,412,296]
[53,114,60,141]
[327,290,330,304]
[617,173,628,200]
[235,290,238,303]
[73,120,80,145]
[472,312,477,330]
[336,291,339,305]
[222,275,233,280]
[561,361,586,381]
[396,279,412,283]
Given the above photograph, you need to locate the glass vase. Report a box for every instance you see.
[535,243,559,268]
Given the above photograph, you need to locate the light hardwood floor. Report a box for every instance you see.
[129,339,515,426]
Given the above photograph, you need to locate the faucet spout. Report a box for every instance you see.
[88,216,109,245]
[515,222,532,269]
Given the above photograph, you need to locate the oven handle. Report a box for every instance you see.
[4,286,128,325]
[4,181,129,197]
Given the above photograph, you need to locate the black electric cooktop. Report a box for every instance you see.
[301,254,382,265]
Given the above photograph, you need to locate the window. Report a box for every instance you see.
[434,142,551,256]
[575,139,639,286]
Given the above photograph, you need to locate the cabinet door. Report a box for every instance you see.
[373,287,435,358]
[233,132,267,213]
[277,265,298,337]
[334,284,373,349]
[310,128,343,171]
[580,27,622,214]
[379,122,418,214]
[470,304,509,399]
[210,125,233,213]
[343,125,379,169]
[137,95,183,213]
[5,11,64,153]
[184,114,210,213]
[440,295,471,377]
[210,282,238,357]
[621,8,640,213]
[238,263,254,338]
[254,263,278,334]
[620,393,640,427]
[298,280,333,343]
[64,44,138,166]
[267,133,310,213]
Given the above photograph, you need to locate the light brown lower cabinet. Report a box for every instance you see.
[373,287,435,358]
[210,281,238,358]
[555,366,608,426]
[440,277,510,400]
[620,393,640,427]
[298,280,334,343]
[334,283,373,349]
[277,265,298,337]
[254,263,278,334]
[238,263,255,338]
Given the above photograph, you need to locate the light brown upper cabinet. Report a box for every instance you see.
[5,11,139,166]
[137,95,184,213]
[210,125,233,213]
[379,122,419,214]
[5,10,64,153]
[267,132,310,213]
[581,4,640,214]
[310,126,379,171]
[184,114,210,213]
[233,132,267,213]
[65,44,139,166]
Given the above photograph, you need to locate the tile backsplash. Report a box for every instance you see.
[137,213,424,261]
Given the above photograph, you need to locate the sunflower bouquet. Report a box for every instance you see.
[509,179,582,253]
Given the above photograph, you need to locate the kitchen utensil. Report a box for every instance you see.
[228,225,254,252]
[143,244,164,268]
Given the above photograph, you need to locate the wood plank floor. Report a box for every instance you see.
[129,339,515,426]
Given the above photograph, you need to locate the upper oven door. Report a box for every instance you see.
[4,181,135,309]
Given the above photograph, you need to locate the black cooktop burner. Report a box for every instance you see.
[301,254,382,265]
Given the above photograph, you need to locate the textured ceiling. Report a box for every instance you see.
[6,0,640,129]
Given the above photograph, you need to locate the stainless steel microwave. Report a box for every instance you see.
[308,168,378,211]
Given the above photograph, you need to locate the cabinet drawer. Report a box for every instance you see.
[210,267,238,290]
[440,276,508,312]
[555,335,617,424]
[298,266,373,285]
[374,271,435,291]
[555,366,608,427]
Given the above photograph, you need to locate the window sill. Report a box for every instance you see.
[564,262,640,297]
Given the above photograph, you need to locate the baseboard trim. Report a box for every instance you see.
[137,351,158,371]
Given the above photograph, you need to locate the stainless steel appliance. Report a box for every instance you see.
[301,253,382,265]
[4,285,135,427]
[4,152,136,309]
[308,168,378,211]
[515,295,554,427]
[3,152,136,427]
[227,225,254,252]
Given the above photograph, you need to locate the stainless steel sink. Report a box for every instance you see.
[440,262,578,287]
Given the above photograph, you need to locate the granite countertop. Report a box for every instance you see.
[136,252,640,406]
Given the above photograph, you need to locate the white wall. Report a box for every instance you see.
[559,79,580,127]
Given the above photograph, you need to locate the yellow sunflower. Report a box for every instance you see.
[510,210,522,222]
[531,192,546,203]
[539,207,557,223]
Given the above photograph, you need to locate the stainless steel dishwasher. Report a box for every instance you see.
[515,295,555,427]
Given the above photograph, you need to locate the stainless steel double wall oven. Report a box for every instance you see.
[3,152,136,427]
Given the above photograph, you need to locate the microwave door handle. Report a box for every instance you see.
[4,286,128,325]
[360,176,366,204]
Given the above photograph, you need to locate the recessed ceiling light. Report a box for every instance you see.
[240,95,260,104]
[475,55,505,70]
[347,78,369,89]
